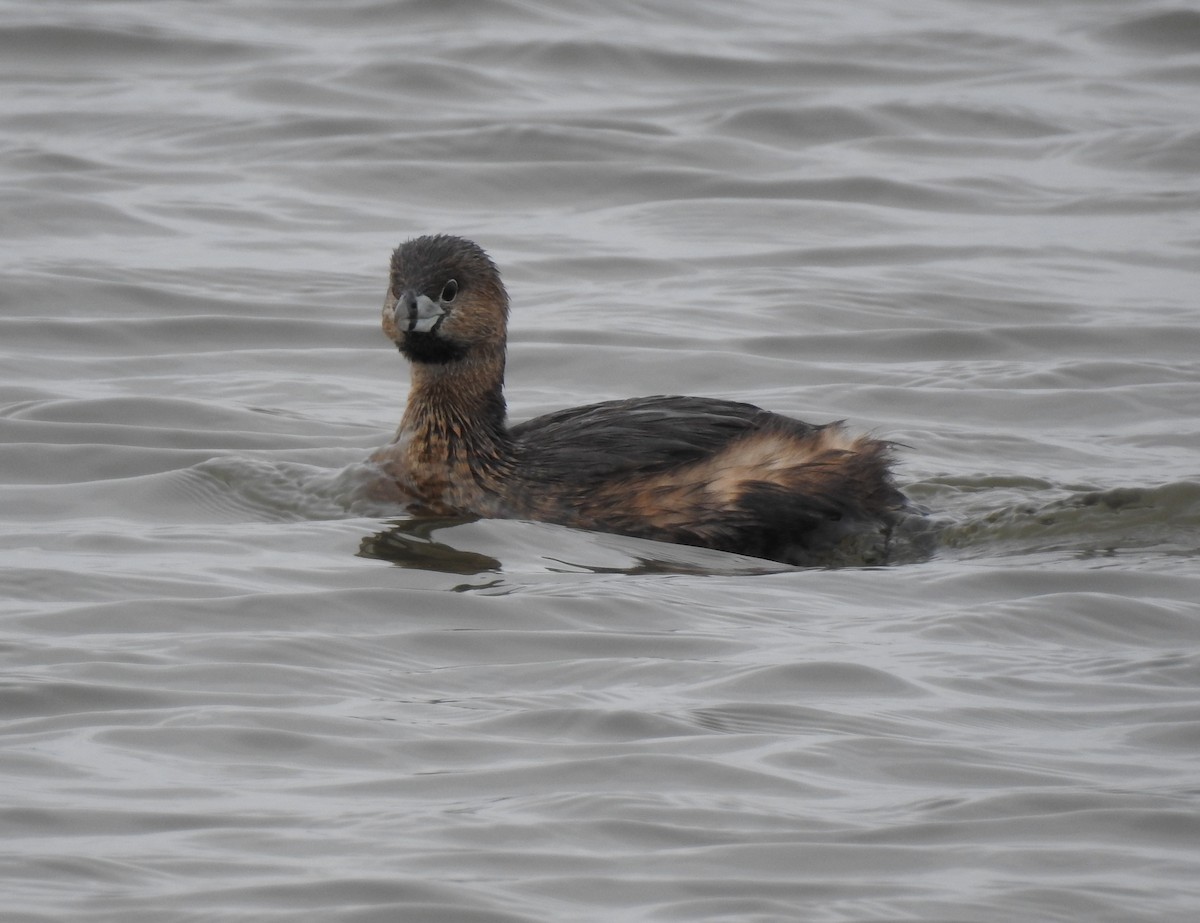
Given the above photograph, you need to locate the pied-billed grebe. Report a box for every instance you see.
[369,234,910,566]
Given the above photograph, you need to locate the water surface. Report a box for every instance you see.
[3,1,1199,921]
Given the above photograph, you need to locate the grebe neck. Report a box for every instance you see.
[398,346,511,463]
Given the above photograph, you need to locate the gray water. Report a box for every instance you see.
[3,1,1200,920]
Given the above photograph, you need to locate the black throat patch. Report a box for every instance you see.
[399,331,469,365]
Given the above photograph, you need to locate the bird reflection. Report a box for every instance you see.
[357,516,502,574]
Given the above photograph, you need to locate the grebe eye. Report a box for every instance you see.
[439,279,459,303]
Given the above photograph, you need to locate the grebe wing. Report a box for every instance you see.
[510,394,820,479]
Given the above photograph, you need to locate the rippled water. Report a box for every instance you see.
[3,1,1199,920]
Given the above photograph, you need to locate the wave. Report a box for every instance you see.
[149,455,1198,575]
[932,480,1200,562]
[95,455,1190,574]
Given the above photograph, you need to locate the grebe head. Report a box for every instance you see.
[382,235,509,365]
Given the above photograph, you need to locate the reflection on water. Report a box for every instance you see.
[358,516,502,574]
[357,515,791,577]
